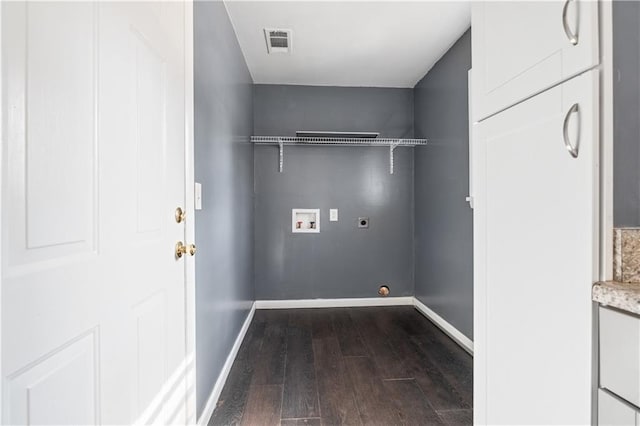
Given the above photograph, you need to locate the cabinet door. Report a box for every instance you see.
[473,70,598,425]
[600,307,640,407]
[472,1,598,122]
[599,390,638,426]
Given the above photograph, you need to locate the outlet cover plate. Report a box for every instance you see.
[195,182,202,210]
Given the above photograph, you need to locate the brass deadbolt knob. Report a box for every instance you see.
[175,207,186,224]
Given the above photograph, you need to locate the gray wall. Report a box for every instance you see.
[413,29,473,339]
[254,85,414,299]
[613,1,640,227]
[194,1,254,417]
[253,85,414,138]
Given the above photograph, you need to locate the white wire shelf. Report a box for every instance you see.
[251,136,428,174]
[251,136,427,146]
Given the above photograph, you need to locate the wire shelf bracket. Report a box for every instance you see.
[389,142,399,174]
[251,136,428,174]
[278,138,284,173]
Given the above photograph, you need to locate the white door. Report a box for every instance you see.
[471,1,598,122]
[1,2,194,424]
[473,70,598,425]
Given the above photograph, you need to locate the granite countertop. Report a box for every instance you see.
[593,281,640,315]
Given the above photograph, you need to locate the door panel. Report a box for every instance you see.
[133,29,166,235]
[7,331,98,425]
[2,0,101,378]
[474,70,598,424]
[133,291,167,415]
[598,390,639,426]
[600,307,640,408]
[24,2,96,251]
[472,1,599,122]
[2,2,190,424]
[5,2,97,269]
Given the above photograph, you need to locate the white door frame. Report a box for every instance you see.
[599,0,614,281]
[183,0,197,423]
[0,2,4,421]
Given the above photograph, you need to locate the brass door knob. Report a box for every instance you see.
[175,241,196,258]
[176,241,187,258]
[175,207,186,224]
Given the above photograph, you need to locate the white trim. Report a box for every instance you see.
[413,297,474,355]
[0,1,4,420]
[196,303,256,426]
[467,68,475,210]
[255,297,414,310]
[599,0,614,281]
[183,1,197,424]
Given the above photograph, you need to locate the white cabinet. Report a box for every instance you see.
[599,390,638,426]
[600,307,640,408]
[473,69,599,425]
[472,0,599,122]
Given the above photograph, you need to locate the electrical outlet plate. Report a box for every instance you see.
[195,182,202,210]
[330,209,338,221]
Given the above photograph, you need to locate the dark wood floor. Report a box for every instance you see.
[208,306,472,426]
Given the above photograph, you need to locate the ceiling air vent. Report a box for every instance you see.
[264,29,292,54]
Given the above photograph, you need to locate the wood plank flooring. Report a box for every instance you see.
[208,306,472,426]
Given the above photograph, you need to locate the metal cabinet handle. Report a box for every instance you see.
[562,0,579,45]
[562,103,580,158]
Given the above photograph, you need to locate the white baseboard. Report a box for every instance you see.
[197,302,256,426]
[412,297,474,355]
[255,296,414,309]
[253,296,472,354]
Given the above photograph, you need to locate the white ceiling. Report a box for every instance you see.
[223,1,471,88]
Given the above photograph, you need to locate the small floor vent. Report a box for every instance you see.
[264,28,292,54]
